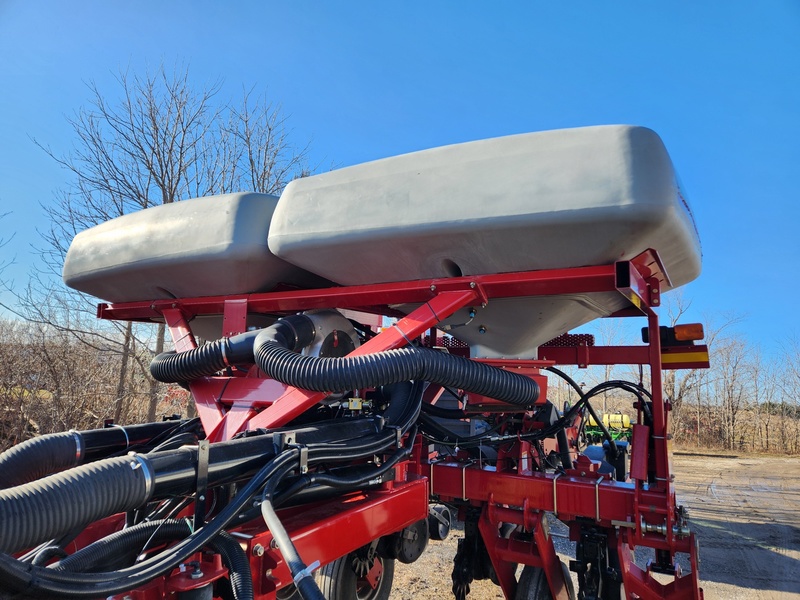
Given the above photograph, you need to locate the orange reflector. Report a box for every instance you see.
[674,323,704,342]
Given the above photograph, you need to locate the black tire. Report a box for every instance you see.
[515,561,575,600]
[317,552,395,600]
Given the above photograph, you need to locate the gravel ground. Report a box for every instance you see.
[391,452,800,599]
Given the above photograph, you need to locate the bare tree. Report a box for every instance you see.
[11,64,310,425]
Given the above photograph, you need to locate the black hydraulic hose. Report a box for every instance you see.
[0,409,411,596]
[255,344,538,406]
[0,418,384,556]
[260,462,326,600]
[420,402,467,420]
[581,399,618,459]
[0,456,152,555]
[259,424,420,600]
[53,520,253,600]
[150,315,315,383]
[0,452,294,598]
[545,366,618,458]
[556,428,573,470]
[54,520,191,572]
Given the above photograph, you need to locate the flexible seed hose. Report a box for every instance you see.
[0,456,151,555]
[254,343,538,407]
[150,315,539,407]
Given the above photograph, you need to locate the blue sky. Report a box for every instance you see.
[1,2,798,354]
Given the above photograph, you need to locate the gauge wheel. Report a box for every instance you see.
[428,504,452,541]
[317,551,395,600]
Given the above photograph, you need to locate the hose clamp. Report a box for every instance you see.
[69,430,84,462]
[129,453,155,500]
[220,339,231,367]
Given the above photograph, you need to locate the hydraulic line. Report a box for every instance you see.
[53,520,253,600]
[0,381,421,596]
[261,462,326,600]
[420,402,467,420]
[0,452,296,598]
[260,424,420,600]
[0,418,384,555]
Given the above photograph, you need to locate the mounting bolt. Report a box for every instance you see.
[253,544,265,557]
[478,325,487,334]
[470,282,476,288]
[430,284,436,291]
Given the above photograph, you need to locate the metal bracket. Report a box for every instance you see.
[273,431,308,473]
[553,472,563,518]
[293,444,309,474]
[460,460,474,500]
[194,439,210,530]
[386,425,403,448]
[274,431,296,454]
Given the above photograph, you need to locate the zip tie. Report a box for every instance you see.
[392,323,415,346]
[293,560,321,584]
[425,301,441,323]
[110,423,130,450]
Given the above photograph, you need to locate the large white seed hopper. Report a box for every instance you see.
[269,125,701,356]
[64,125,701,357]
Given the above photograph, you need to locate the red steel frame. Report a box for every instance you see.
[97,250,706,600]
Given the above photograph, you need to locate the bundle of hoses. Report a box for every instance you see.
[0,381,421,599]
[150,314,539,407]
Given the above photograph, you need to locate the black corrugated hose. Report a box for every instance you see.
[254,342,538,407]
[150,316,315,383]
[0,451,293,598]
[53,520,252,600]
[0,456,151,554]
[149,314,539,407]
[0,431,80,490]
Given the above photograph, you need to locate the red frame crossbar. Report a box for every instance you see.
[97,250,704,600]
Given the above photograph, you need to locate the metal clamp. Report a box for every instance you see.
[292,444,309,474]
[194,439,210,530]
[460,460,474,500]
[595,476,604,522]
[552,472,563,517]
[386,425,403,448]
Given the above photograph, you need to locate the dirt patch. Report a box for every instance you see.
[391,454,800,599]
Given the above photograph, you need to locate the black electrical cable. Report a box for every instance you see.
[258,423,421,600]
[0,400,421,597]
[418,413,509,448]
[0,376,422,596]
[420,402,467,420]
[0,451,295,597]
[260,462,325,600]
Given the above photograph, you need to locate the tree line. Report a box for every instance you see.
[1,64,309,445]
